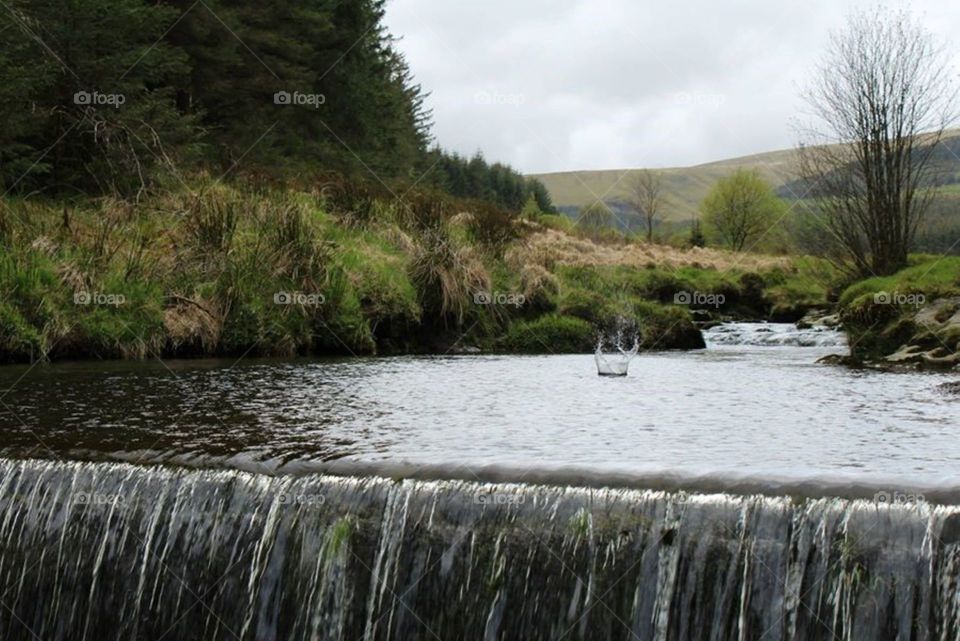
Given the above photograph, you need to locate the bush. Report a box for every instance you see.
[501,315,594,353]
[557,288,619,326]
[464,200,520,250]
[0,303,42,362]
[633,302,706,350]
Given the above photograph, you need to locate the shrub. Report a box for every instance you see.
[501,315,594,353]
[409,223,490,326]
[633,302,705,350]
[185,188,244,255]
[0,303,43,362]
[558,288,617,325]
[464,200,520,250]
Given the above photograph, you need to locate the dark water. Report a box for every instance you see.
[1,459,959,641]
[0,324,958,640]
[0,324,956,485]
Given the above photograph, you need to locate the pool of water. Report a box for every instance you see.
[0,323,957,486]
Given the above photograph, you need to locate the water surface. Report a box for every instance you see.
[0,323,956,486]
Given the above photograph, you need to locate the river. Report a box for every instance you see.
[0,323,958,640]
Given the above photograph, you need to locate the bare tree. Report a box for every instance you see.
[625,170,663,242]
[576,201,613,240]
[797,9,957,276]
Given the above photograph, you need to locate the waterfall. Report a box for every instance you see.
[0,458,957,640]
[704,323,848,348]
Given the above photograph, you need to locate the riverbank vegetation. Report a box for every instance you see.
[0,177,845,363]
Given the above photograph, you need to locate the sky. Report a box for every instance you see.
[384,0,960,174]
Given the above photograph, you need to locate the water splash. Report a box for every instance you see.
[594,319,640,376]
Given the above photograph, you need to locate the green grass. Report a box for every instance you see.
[838,257,960,307]
[501,315,594,353]
[0,174,853,363]
[836,256,960,360]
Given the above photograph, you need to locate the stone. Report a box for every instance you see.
[884,344,925,364]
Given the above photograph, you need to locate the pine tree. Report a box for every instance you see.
[2,0,196,195]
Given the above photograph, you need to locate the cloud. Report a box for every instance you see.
[385,0,960,173]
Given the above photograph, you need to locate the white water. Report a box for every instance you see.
[704,322,848,348]
[594,326,640,376]
[1,458,958,641]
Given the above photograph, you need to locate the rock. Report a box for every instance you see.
[863,297,960,370]
[914,297,960,329]
[816,314,842,328]
[884,344,925,364]
[817,353,861,367]
[937,381,960,395]
[797,309,841,330]
[451,344,482,355]
[921,350,960,369]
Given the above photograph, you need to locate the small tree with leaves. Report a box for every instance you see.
[701,169,784,251]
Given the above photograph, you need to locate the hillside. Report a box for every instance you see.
[530,131,960,225]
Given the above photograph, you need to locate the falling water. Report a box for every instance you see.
[0,458,958,640]
[704,323,848,348]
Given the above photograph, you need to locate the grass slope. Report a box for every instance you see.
[530,131,960,223]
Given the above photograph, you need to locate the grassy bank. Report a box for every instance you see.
[0,177,835,364]
[836,256,960,364]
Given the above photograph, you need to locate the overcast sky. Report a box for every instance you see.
[384,1,960,174]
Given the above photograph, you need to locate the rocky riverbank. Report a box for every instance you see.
[819,258,960,372]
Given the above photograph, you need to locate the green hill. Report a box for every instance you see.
[530,132,960,224]
[529,148,800,222]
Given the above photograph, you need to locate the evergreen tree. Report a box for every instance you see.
[689,218,706,248]
[2,0,196,195]
[0,0,544,209]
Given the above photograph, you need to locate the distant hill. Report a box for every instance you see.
[530,132,960,228]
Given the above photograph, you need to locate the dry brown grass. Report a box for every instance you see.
[163,297,224,354]
[507,229,791,273]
